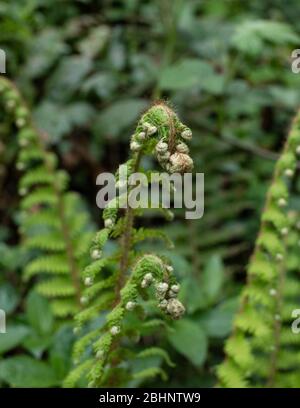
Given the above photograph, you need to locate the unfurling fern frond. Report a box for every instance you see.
[66,102,194,387]
[217,109,300,388]
[0,77,94,319]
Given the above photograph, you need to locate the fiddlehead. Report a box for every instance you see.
[66,102,194,387]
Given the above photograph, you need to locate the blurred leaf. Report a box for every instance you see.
[81,72,118,99]
[49,325,74,379]
[93,98,148,139]
[0,283,19,314]
[168,319,207,366]
[24,29,68,79]
[0,325,29,354]
[26,291,54,336]
[180,276,208,313]
[34,101,95,141]
[198,297,239,338]
[159,58,224,94]
[78,26,110,57]
[202,255,225,302]
[46,56,92,101]
[232,20,299,55]
[0,356,58,387]
[22,331,52,359]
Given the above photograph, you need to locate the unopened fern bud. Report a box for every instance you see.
[278,198,287,207]
[19,138,28,147]
[110,325,120,336]
[137,131,146,141]
[80,296,88,305]
[159,299,168,309]
[104,218,114,228]
[16,162,25,171]
[166,298,185,319]
[171,284,180,293]
[130,141,141,152]
[144,272,153,283]
[84,276,93,286]
[170,152,193,173]
[141,279,149,288]
[158,151,171,162]
[269,288,277,296]
[176,142,189,154]
[155,141,168,154]
[156,282,169,294]
[19,187,27,196]
[296,145,300,155]
[125,301,136,311]
[148,126,157,135]
[284,168,294,178]
[168,290,177,298]
[16,118,26,128]
[91,248,102,260]
[143,122,157,136]
[6,99,16,109]
[275,253,283,261]
[181,129,192,140]
[96,350,104,359]
[280,227,289,236]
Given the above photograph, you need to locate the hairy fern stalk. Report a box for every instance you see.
[65,102,194,387]
[217,109,300,388]
[0,77,93,319]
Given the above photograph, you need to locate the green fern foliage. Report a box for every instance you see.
[0,77,94,319]
[66,102,193,387]
[217,109,300,388]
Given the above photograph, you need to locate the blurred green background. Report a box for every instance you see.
[0,0,300,387]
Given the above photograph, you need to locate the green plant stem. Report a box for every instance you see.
[116,150,142,302]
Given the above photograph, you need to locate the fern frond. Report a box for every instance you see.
[217,108,300,388]
[70,103,193,387]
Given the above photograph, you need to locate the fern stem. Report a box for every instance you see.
[116,151,142,301]
[35,130,82,307]
[56,193,82,306]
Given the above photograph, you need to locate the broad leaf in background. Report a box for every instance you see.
[198,297,239,338]
[232,20,299,55]
[46,56,92,101]
[0,283,19,315]
[49,325,75,380]
[0,325,29,354]
[202,255,225,303]
[26,291,54,336]
[0,356,58,388]
[159,59,224,94]
[23,29,68,79]
[93,98,148,140]
[34,101,95,141]
[168,319,207,367]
